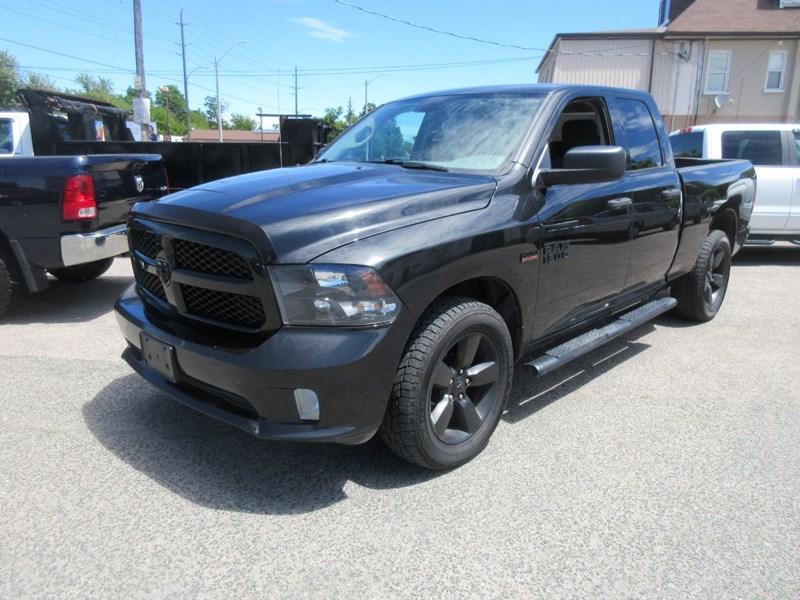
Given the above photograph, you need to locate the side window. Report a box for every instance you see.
[765,50,788,92]
[547,98,610,168]
[705,50,732,94]
[617,99,664,170]
[669,131,704,158]
[794,131,800,165]
[0,119,13,154]
[721,131,782,166]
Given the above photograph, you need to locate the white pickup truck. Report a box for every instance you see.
[670,123,799,244]
[0,111,34,157]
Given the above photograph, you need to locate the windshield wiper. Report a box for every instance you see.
[366,159,449,172]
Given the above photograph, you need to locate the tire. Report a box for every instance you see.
[48,258,114,283]
[673,229,731,322]
[0,247,22,319]
[379,296,513,470]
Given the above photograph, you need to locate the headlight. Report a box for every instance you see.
[269,265,402,326]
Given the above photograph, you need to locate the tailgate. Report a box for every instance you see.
[84,154,168,228]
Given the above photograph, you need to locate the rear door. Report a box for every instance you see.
[611,94,681,297]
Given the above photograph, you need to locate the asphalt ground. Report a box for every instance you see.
[1,248,798,598]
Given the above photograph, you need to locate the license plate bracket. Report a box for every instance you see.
[140,333,180,383]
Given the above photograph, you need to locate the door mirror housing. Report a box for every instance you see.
[537,145,627,187]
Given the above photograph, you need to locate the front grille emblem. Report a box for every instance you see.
[156,258,172,286]
[134,175,145,193]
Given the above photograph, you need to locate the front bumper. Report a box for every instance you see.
[61,224,129,267]
[115,284,412,445]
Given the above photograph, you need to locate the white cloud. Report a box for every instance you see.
[292,17,352,43]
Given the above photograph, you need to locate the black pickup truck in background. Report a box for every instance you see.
[115,84,756,470]
[0,153,168,317]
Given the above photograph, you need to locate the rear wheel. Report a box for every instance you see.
[48,258,114,282]
[380,297,513,470]
[0,247,22,319]
[673,229,731,322]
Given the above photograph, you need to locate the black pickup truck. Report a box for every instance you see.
[0,154,168,317]
[115,85,755,469]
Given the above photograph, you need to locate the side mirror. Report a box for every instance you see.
[537,145,627,187]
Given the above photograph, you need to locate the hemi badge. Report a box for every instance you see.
[520,250,539,264]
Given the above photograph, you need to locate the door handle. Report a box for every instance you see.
[607,197,632,213]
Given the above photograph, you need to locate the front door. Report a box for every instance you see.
[532,97,633,338]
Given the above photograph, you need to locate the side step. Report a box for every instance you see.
[525,297,677,377]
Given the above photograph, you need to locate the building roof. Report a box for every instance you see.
[189,129,280,142]
[666,0,800,36]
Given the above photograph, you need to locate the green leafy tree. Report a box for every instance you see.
[0,50,22,109]
[154,85,187,136]
[320,106,347,140]
[23,71,57,91]
[204,95,229,129]
[72,74,115,102]
[229,113,256,131]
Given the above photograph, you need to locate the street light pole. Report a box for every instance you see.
[364,72,390,115]
[215,39,245,142]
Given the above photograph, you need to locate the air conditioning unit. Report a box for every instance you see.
[780,0,800,8]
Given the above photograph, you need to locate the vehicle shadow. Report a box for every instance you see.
[505,331,652,424]
[733,244,800,267]
[3,273,132,325]
[83,374,441,515]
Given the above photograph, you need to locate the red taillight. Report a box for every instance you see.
[62,174,97,221]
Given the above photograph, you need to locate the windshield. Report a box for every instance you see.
[316,92,545,173]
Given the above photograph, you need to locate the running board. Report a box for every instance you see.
[525,297,677,377]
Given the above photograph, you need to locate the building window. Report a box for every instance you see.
[765,50,788,92]
[705,50,732,94]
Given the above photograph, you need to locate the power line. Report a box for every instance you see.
[333,0,544,52]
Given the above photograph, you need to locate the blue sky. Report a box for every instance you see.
[4,0,662,125]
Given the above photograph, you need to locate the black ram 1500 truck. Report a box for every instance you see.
[115,85,756,470]
[0,154,168,317]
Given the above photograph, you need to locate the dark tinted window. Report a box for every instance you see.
[0,119,12,154]
[721,130,782,166]
[618,99,663,170]
[669,132,704,158]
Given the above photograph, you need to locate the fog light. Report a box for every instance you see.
[294,389,320,421]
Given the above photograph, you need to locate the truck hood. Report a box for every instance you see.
[140,162,497,263]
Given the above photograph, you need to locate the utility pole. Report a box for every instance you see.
[133,0,148,141]
[179,9,192,141]
[294,66,298,116]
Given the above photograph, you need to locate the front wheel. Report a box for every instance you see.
[48,258,114,282]
[380,297,513,470]
[673,229,731,322]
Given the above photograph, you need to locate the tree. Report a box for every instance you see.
[154,85,187,136]
[23,72,57,91]
[204,95,229,129]
[229,113,256,131]
[72,74,115,102]
[320,106,347,140]
[0,50,22,109]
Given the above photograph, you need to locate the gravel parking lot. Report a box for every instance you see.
[1,248,798,598]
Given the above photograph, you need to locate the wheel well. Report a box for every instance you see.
[710,206,737,248]
[434,277,522,356]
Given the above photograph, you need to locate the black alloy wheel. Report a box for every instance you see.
[380,296,513,470]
